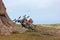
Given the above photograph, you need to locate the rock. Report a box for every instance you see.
[0,0,22,35]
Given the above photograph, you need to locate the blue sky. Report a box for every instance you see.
[3,0,60,24]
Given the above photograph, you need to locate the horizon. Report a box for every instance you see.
[3,0,60,24]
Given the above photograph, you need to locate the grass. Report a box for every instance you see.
[0,31,60,40]
[0,24,60,40]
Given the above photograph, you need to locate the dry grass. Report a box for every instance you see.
[0,24,60,40]
[0,31,60,40]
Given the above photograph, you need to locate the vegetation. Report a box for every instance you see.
[0,24,60,40]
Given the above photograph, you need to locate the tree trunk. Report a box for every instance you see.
[0,0,19,35]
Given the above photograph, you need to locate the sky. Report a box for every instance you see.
[3,0,60,24]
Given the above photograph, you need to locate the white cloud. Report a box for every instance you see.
[3,0,48,9]
[2,0,60,24]
[3,0,60,13]
[3,0,60,16]
[3,0,60,10]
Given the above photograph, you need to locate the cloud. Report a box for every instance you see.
[3,0,60,24]
[3,0,60,16]
[3,0,48,9]
[3,0,60,12]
